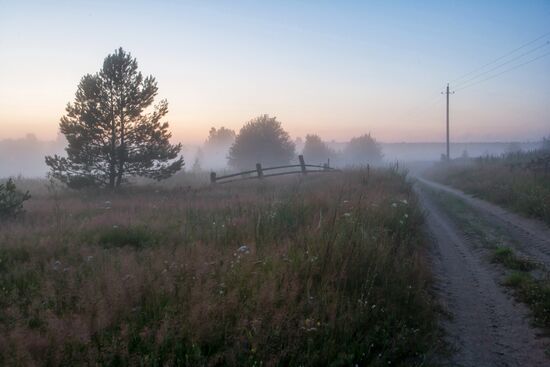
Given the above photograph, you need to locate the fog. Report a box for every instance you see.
[0,133,544,179]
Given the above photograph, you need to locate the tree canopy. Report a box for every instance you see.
[204,127,236,148]
[302,134,335,165]
[45,48,183,188]
[228,115,295,170]
[343,133,383,166]
[202,127,236,169]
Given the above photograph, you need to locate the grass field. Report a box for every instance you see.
[0,169,439,366]
[426,151,550,225]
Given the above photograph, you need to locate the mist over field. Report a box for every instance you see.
[1,134,545,178]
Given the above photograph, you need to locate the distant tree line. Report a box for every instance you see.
[191,118,383,172]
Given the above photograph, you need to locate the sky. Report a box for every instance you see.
[0,0,549,144]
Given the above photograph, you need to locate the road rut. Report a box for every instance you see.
[415,181,549,366]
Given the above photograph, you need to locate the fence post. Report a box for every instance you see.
[256,163,263,179]
[210,172,217,184]
[299,155,307,175]
[367,164,370,178]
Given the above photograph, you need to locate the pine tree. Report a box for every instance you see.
[45,48,183,188]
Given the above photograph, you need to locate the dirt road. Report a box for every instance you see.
[415,178,549,366]
[417,177,550,268]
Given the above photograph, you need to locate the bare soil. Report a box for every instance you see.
[415,178,549,366]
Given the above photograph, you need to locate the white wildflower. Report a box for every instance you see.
[237,245,250,254]
[53,260,61,271]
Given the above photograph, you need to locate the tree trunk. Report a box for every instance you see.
[108,86,117,189]
[115,107,125,188]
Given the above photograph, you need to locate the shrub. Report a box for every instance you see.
[0,178,31,219]
[97,225,157,249]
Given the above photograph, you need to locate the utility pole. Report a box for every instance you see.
[442,83,455,161]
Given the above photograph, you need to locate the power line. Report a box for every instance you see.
[455,50,550,91]
[453,41,550,89]
[401,34,549,123]
[450,30,550,84]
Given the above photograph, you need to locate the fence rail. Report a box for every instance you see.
[210,155,340,184]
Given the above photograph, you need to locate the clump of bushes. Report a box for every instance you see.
[0,178,30,219]
[96,225,158,249]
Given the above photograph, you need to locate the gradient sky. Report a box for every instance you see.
[1,0,549,144]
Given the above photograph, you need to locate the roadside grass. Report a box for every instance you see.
[419,183,550,330]
[0,169,441,366]
[492,247,536,272]
[504,272,550,328]
[426,151,550,225]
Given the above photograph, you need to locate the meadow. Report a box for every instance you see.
[426,151,550,225]
[0,169,439,366]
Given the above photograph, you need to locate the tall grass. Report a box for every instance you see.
[0,170,439,366]
[427,151,550,225]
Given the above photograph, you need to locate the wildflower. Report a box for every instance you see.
[404,213,409,218]
[391,203,397,208]
[237,245,250,254]
[113,225,119,229]
[86,255,94,262]
[401,199,408,205]
[343,212,351,217]
[53,260,61,271]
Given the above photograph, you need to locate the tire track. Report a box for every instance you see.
[416,177,550,267]
[415,184,548,366]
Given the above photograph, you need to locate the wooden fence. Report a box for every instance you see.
[210,155,340,184]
